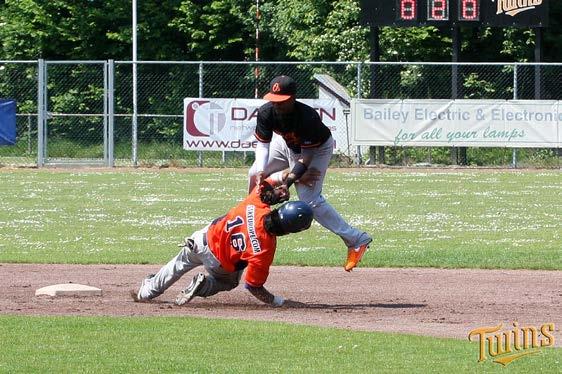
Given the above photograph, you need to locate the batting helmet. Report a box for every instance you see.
[265,201,313,236]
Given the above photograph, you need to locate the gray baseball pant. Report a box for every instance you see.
[138,225,243,300]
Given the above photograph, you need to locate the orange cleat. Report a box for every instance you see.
[344,240,371,272]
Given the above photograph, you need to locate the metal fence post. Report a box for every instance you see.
[104,61,109,166]
[107,60,115,167]
[132,60,138,167]
[27,115,32,155]
[512,63,518,168]
[356,61,362,99]
[37,59,45,167]
[355,62,363,165]
[197,62,204,167]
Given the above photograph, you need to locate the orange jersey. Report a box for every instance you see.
[206,185,277,288]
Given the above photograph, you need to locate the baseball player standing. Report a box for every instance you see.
[249,75,372,272]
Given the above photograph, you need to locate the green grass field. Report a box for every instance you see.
[0,168,560,372]
[0,316,559,373]
[0,169,560,269]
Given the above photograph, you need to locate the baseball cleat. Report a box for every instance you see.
[344,239,372,272]
[132,274,155,302]
[175,273,206,306]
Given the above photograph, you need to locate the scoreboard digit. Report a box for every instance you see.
[459,0,479,21]
[397,0,417,21]
[428,0,449,21]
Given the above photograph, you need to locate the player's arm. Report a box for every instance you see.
[269,165,320,188]
[282,107,327,188]
[266,169,289,187]
[283,154,314,188]
[253,140,270,186]
[245,284,284,307]
[253,107,274,187]
[243,251,284,306]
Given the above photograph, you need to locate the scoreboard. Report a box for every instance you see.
[396,0,479,21]
[360,0,549,27]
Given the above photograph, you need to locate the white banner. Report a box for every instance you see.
[352,99,562,148]
[183,98,349,152]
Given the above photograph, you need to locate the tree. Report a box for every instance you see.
[0,0,188,60]
[262,0,367,61]
[170,0,257,61]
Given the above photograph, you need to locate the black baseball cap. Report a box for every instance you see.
[263,75,297,102]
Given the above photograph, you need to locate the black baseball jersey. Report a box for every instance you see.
[255,101,332,153]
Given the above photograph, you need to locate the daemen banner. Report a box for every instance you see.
[352,99,562,148]
[183,98,348,152]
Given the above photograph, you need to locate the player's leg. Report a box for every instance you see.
[295,137,368,246]
[136,227,207,300]
[295,137,372,269]
[175,237,244,305]
[175,264,243,305]
[198,266,244,297]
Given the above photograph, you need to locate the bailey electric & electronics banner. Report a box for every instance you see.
[183,98,348,152]
[352,99,561,148]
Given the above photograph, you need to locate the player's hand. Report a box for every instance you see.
[278,183,290,196]
[260,181,290,205]
[297,167,321,187]
[274,184,290,202]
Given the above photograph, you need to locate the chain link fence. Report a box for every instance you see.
[0,60,560,168]
[44,61,107,164]
[0,61,38,165]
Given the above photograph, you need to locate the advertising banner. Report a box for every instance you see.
[183,98,349,152]
[352,99,561,148]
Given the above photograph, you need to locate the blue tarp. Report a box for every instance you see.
[0,99,16,146]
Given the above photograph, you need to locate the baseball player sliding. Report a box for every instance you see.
[133,176,313,307]
[249,75,372,271]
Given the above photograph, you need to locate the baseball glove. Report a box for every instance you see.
[259,181,289,205]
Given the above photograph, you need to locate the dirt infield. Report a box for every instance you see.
[2,264,561,345]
